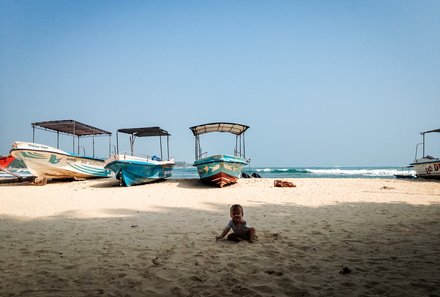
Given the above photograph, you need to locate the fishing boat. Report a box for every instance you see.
[104,127,175,186]
[410,128,440,179]
[190,122,249,187]
[10,120,112,184]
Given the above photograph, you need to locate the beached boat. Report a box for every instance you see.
[10,120,112,184]
[190,122,249,187]
[410,128,440,179]
[104,127,175,186]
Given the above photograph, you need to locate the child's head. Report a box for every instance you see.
[230,204,244,223]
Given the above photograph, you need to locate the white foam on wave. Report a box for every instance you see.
[256,168,273,172]
[256,168,292,172]
[306,168,415,177]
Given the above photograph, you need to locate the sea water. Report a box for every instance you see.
[171,166,415,179]
[0,166,415,180]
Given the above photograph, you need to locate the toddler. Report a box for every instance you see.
[216,204,256,243]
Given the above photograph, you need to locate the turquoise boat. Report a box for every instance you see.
[104,127,175,186]
[190,122,249,187]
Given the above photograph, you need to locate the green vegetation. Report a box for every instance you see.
[175,161,192,167]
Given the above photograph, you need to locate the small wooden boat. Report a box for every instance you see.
[410,128,440,179]
[190,122,249,187]
[10,120,112,183]
[104,127,175,186]
[394,166,416,179]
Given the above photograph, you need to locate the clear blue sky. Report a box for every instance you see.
[1,0,439,167]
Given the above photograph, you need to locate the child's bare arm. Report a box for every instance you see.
[216,228,230,241]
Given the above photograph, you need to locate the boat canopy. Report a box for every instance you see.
[421,128,440,135]
[32,120,111,136]
[117,127,170,137]
[190,122,249,161]
[116,127,171,159]
[31,120,111,157]
[190,122,249,136]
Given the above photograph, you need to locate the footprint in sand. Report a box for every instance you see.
[152,257,161,266]
[270,233,281,240]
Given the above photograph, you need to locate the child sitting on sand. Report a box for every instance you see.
[216,204,256,243]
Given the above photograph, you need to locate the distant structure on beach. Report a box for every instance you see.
[410,128,440,179]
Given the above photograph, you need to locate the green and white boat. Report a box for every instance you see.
[10,120,112,184]
[190,122,249,187]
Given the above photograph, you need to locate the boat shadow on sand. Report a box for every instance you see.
[91,178,220,189]
[90,178,199,188]
[174,179,221,189]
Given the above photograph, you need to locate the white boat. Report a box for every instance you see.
[410,128,440,179]
[104,127,175,186]
[10,120,112,183]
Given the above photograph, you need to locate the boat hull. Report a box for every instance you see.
[194,155,247,187]
[105,154,175,186]
[10,141,111,180]
[410,159,440,179]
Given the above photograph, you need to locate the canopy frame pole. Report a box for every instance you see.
[423,133,426,157]
[160,135,163,160]
[108,134,111,157]
[239,134,242,157]
[73,122,76,154]
[130,134,135,156]
[195,135,201,161]
[116,132,119,154]
[243,132,246,159]
[167,135,170,160]
[235,135,238,156]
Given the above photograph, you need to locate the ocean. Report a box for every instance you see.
[0,166,415,180]
[171,166,415,179]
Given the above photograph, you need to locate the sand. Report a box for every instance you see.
[0,178,439,297]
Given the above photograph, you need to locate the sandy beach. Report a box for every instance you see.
[0,178,439,297]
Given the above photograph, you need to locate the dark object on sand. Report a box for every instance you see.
[242,172,251,178]
[274,180,295,187]
[339,267,351,274]
[251,172,262,178]
[394,174,416,179]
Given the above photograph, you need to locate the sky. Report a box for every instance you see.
[1,0,439,167]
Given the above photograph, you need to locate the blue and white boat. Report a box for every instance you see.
[10,120,112,184]
[104,127,175,186]
[190,122,249,187]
